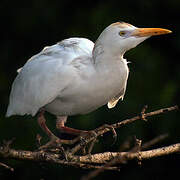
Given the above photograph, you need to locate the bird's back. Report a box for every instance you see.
[6,38,94,117]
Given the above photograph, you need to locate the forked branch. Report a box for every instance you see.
[71,105,178,154]
[0,105,179,180]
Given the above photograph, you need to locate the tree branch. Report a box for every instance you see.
[70,105,178,154]
[0,105,179,179]
[0,162,14,171]
[1,142,180,165]
[80,143,180,180]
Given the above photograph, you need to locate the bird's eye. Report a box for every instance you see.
[119,31,126,36]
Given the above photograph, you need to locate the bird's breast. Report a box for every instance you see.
[45,60,129,116]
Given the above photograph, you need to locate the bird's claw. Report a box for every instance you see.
[79,130,97,142]
[38,136,62,150]
[77,130,98,154]
[101,124,117,146]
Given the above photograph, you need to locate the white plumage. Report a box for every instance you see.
[6,22,171,123]
[7,38,95,116]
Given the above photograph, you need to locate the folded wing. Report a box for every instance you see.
[6,38,94,116]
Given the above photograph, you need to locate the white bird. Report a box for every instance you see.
[6,22,171,143]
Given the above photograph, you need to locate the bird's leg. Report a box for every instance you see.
[37,112,81,150]
[37,111,67,151]
[56,116,88,136]
[56,116,98,154]
[37,110,57,139]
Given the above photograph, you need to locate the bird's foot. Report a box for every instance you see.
[78,130,98,154]
[38,136,72,160]
[38,134,81,150]
[38,135,62,150]
[99,124,117,145]
[79,130,97,141]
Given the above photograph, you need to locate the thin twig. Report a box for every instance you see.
[140,105,148,121]
[129,137,142,152]
[118,136,133,152]
[141,133,169,150]
[0,105,178,179]
[71,105,178,154]
[0,162,14,171]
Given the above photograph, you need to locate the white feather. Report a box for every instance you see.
[6,38,94,116]
[7,22,150,117]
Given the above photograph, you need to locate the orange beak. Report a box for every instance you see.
[131,28,172,37]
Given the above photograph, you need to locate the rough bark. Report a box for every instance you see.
[0,105,179,180]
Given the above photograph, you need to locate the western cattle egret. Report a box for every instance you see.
[6,22,171,143]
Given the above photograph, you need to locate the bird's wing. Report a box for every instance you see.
[17,38,94,73]
[108,58,129,109]
[6,38,94,116]
[107,87,126,108]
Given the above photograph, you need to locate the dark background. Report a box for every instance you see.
[0,0,180,179]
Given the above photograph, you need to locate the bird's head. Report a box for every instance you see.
[96,21,172,56]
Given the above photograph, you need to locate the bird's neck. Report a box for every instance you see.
[92,41,125,70]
